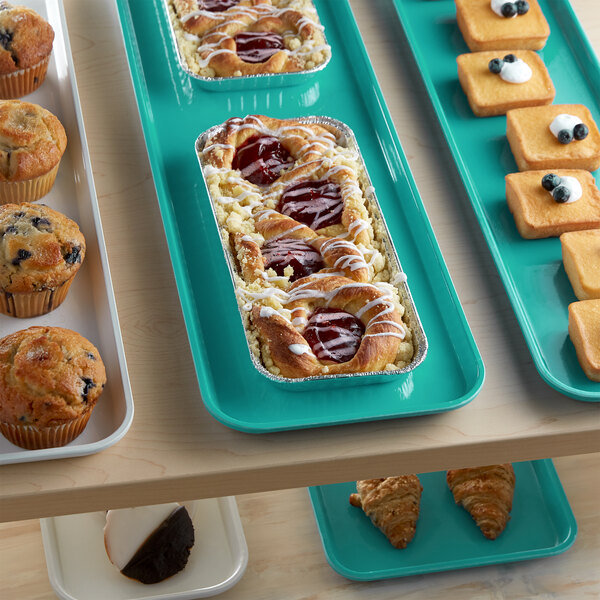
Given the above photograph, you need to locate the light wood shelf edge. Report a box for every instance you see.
[0,0,599,522]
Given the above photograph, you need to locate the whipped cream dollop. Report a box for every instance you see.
[549,114,581,139]
[491,0,516,17]
[500,58,532,83]
[552,176,582,203]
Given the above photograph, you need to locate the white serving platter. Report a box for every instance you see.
[0,0,133,464]
[40,497,249,600]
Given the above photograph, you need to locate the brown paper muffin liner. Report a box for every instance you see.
[0,275,75,318]
[0,410,93,450]
[0,162,60,204]
[0,55,51,99]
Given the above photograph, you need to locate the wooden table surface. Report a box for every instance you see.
[1,0,599,523]
[2,453,598,599]
[1,0,599,597]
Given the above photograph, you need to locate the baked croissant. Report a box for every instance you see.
[349,476,422,549]
[446,464,516,540]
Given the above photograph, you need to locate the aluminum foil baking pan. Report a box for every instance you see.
[163,0,331,92]
[195,116,428,389]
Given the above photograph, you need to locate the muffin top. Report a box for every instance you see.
[0,100,67,182]
[0,203,85,292]
[0,326,106,427]
[0,2,54,74]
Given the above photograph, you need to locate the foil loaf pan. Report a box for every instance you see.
[195,116,428,389]
[163,0,332,91]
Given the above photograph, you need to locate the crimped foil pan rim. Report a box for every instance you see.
[162,0,332,84]
[195,116,428,385]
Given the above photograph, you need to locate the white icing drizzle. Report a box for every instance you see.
[289,343,312,355]
[201,116,411,358]
[500,58,532,84]
[363,332,406,340]
[320,238,368,272]
[491,0,516,17]
[549,114,583,139]
[203,142,235,153]
[188,5,332,72]
[260,306,277,318]
[269,224,306,241]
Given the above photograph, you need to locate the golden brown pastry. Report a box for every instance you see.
[172,0,271,37]
[0,326,106,449]
[505,170,600,239]
[561,230,600,301]
[0,2,54,98]
[506,104,600,172]
[0,203,86,317]
[457,50,554,117]
[446,464,515,540]
[199,115,415,379]
[568,299,600,382]
[455,0,549,52]
[349,476,422,549]
[169,0,330,78]
[0,100,67,203]
[251,275,408,378]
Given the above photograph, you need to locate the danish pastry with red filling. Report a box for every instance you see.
[200,115,414,378]
[169,0,330,78]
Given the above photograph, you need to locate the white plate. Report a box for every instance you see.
[0,0,134,463]
[40,497,248,600]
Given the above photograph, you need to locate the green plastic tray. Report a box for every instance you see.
[309,459,576,580]
[391,0,600,401]
[115,0,484,432]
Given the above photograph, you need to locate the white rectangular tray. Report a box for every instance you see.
[0,0,133,464]
[40,497,248,600]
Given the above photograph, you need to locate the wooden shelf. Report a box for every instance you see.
[1,0,599,523]
[1,454,599,599]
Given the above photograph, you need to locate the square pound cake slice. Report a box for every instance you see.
[560,230,600,300]
[505,170,600,239]
[506,104,600,172]
[457,51,554,117]
[568,299,600,382]
[455,0,549,52]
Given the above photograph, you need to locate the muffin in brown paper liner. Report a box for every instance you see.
[0,203,85,318]
[0,162,59,205]
[0,100,66,203]
[0,54,51,99]
[0,274,74,318]
[0,410,92,449]
[0,326,106,450]
[0,3,54,98]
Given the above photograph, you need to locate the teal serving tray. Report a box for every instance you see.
[115,0,484,432]
[391,0,600,401]
[309,460,576,580]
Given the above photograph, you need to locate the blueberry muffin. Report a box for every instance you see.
[0,203,85,317]
[0,100,67,203]
[0,1,54,98]
[0,326,106,449]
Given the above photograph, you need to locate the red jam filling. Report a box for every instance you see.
[234,32,284,64]
[261,238,324,282]
[303,307,364,363]
[279,180,343,230]
[233,135,292,185]
[199,0,239,11]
